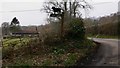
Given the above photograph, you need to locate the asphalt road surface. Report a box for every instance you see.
[89,38,119,66]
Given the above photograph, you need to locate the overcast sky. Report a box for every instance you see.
[0,0,119,26]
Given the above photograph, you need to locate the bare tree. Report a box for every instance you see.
[42,0,91,38]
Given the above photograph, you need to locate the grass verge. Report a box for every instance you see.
[87,34,118,39]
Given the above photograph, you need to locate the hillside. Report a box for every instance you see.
[84,12,118,37]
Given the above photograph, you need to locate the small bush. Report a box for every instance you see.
[52,47,65,55]
[65,18,85,40]
[64,53,77,66]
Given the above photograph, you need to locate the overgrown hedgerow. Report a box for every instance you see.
[2,37,96,66]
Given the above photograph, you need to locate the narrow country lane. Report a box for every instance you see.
[89,38,119,66]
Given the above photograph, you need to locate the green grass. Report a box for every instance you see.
[3,38,31,47]
[87,34,118,39]
[96,35,118,39]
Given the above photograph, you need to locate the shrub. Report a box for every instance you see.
[52,47,65,55]
[64,53,77,66]
[65,18,85,40]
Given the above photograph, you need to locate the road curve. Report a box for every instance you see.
[89,38,119,66]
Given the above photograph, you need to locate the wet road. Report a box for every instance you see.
[89,38,119,66]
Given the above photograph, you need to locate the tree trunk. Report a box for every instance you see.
[70,1,72,18]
